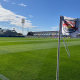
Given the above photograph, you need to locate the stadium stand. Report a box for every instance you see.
[27,31,59,37]
[27,31,80,38]
[0,28,24,37]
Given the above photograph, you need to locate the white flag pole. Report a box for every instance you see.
[56,15,61,80]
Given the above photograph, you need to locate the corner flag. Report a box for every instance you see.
[60,16,80,38]
[56,15,80,80]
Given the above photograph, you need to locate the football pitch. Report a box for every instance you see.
[0,37,80,80]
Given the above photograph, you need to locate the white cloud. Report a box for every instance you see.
[18,3,26,7]
[29,28,42,32]
[29,15,33,18]
[51,26,59,31]
[0,4,36,28]
[11,27,22,33]
[10,27,27,35]
[2,27,7,29]
[12,2,15,4]
[0,26,8,29]
[3,0,9,2]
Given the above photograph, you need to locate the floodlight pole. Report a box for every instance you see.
[22,23,24,35]
[22,19,25,35]
[56,16,61,80]
[27,27,29,34]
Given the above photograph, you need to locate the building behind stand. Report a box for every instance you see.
[0,28,24,37]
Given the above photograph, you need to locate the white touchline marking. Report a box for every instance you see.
[0,74,9,80]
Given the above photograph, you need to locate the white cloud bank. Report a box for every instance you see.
[0,4,36,28]
[3,0,9,2]
[29,15,33,18]
[18,3,26,7]
[11,27,28,35]
[12,2,15,4]
[0,26,8,29]
[51,26,59,31]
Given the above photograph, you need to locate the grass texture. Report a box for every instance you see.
[0,37,79,80]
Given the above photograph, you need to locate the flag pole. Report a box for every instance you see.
[56,16,61,80]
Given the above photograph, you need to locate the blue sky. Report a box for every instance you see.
[0,0,80,35]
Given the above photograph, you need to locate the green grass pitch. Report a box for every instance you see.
[0,37,80,80]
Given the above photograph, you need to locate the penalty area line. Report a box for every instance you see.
[0,74,9,80]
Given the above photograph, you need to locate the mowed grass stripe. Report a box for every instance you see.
[0,38,79,41]
[0,38,79,80]
[0,48,57,80]
[0,42,58,54]
[59,45,80,80]
[0,39,58,42]
[0,43,80,80]
[0,40,58,46]
[0,37,57,41]
[0,38,80,46]
[0,37,79,42]
[0,40,80,54]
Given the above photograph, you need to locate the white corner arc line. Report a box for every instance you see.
[0,74,9,80]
